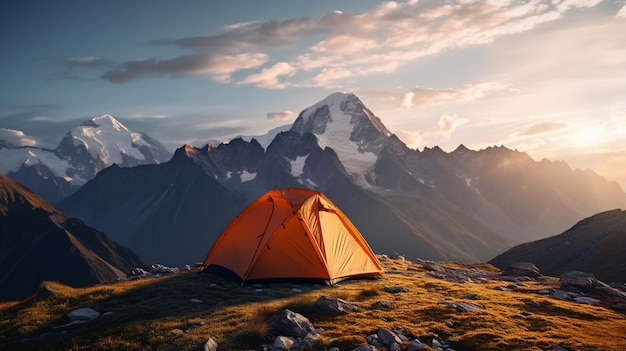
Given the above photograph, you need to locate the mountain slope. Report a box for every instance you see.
[0,174,146,301]
[57,150,249,266]
[0,115,171,203]
[489,209,626,282]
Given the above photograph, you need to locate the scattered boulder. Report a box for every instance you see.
[374,301,394,309]
[407,339,424,351]
[350,346,378,351]
[560,271,595,290]
[203,337,218,351]
[314,296,358,314]
[506,262,541,277]
[390,252,405,260]
[270,309,316,338]
[67,307,100,322]
[272,336,296,351]
[611,303,626,311]
[384,286,409,294]
[438,301,482,313]
[377,328,402,346]
[574,297,601,305]
[37,285,58,298]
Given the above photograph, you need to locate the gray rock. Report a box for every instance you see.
[314,296,358,314]
[560,271,595,290]
[350,346,378,351]
[422,261,447,273]
[377,328,402,346]
[397,333,409,342]
[270,309,315,338]
[383,286,409,294]
[67,307,100,322]
[388,342,402,351]
[190,298,203,303]
[574,296,601,305]
[612,303,626,311]
[438,301,482,312]
[432,338,444,349]
[374,301,394,309]
[366,334,378,344]
[272,336,296,351]
[390,252,405,260]
[463,293,478,300]
[552,344,569,351]
[456,303,482,312]
[552,289,580,300]
[507,261,541,277]
[407,339,424,351]
[203,337,218,351]
[39,286,58,298]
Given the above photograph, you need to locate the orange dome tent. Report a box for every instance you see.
[201,188,383,285]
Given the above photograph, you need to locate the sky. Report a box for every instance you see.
[1,0,626,189]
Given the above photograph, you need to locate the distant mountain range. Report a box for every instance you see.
[0,115,171,203]
[55,92,626,266]
[0,174,146,301]
[490,209,626,282]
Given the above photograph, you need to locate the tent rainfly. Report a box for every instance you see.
[201,188,383,285]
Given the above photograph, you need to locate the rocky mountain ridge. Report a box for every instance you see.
[57,92,626,267]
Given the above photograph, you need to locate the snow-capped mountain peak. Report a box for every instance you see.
[68,114,150,164]
[290,92,392,186]
[80,114,129,132]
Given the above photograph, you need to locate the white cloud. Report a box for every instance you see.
[431,114,469,137]
[395,114,468,149]
[0,128,39,147]
[402,82,512,108]
[311,68,353,87]
[311,34,378,54]
[617,5,626,18]
[102,53,268,83]
[556,0,603,12]
[514,121,569,137]
[266,110,296,120]
[402,92,414,109]
[239,62,295,89]
[94,0,611,89]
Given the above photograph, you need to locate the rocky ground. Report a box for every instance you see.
[2,255,626,351]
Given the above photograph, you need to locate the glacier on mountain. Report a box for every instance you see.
[290,92,389,187]
[69,114,150,165]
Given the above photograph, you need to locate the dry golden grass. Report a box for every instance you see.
[1,258,625,350]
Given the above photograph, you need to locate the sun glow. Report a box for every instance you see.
[574,126,605,148]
